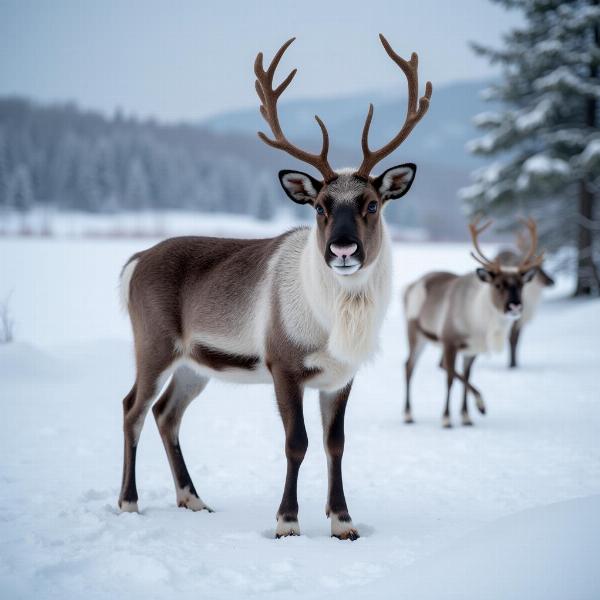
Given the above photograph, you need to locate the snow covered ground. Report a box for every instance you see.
[0,233,599,599]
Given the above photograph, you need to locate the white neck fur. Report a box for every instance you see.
[301,225,392,364]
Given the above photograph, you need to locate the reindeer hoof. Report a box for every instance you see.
[404,412,414,424]
[333,529,360,541]
[462,417,474,426]
[276,515,300,538]
[119,500,139,513]
[475,396,486,415]
[177,488,212,512]
[442,416,452,428]
[331,513,359,540]
[178,499,213,512]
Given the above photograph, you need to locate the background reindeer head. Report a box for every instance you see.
[470,217,543,318]
[255,35,432,276]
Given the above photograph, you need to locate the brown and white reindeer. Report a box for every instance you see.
[403,218,543,427]
[117,35,432,539]
[494,226,554,368]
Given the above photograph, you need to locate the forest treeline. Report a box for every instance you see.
[0,98,281,219]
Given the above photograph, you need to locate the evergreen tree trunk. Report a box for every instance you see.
[575,180,599,295]
[574,4,599,296]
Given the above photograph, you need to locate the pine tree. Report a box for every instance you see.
[77,148,102,212]
[9,164,35,231]
[125,157,151,211]
[461,0,600,296]
[95,139,120,213]
[252,172,275,221]
[0,128,9,209]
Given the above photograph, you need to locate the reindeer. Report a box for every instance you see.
[494,228,554,368]
[117,35,432,539]
[403,218,542,427]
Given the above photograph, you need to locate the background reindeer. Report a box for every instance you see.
[403,218,543,427]
[494,227,554,368]
[118,35,432,539]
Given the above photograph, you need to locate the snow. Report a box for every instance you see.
[532,39,561,55]
[367,495,600,600]
[579,138,600,170]
[515,99,552,132]
[517,154,571,192]
[534,66,600,98]
[466,131,498,154]
[0,209,302,240]
[471,111,503,129]
[558,3,600,30]
[1,234,599,599]
[522,154,570,176]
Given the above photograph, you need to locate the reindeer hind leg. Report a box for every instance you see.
[461,355,476,426]
[442,344,457,428]
[152,364,211,511]
[404,319,426,424]
[119,349,173,512]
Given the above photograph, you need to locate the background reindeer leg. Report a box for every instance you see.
[404,319,426,424]
[440,355,486,418]
[461,355,476,425]
[509,321,521,368]
[442,343,457,428]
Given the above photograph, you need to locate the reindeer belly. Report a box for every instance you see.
[180,358,273,384]
[175,330,273,384]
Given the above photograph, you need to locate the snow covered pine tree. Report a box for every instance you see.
[461,0,600,296]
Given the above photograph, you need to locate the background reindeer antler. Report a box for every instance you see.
[517,217,544,271]
[469,217,501,272]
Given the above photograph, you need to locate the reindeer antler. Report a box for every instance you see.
[355,34,433,180]
[469,217,501,273]
[254,38,336,182]
[517,217,544,271]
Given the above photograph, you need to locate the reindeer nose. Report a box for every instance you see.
[330,243,358,259]
[508,302,522,313]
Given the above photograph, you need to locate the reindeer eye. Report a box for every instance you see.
[367,201,378,214]
[316,205,325,216]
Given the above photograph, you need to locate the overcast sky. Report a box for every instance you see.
[0,0,522,122]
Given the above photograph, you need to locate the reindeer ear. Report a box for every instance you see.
[537,268,555,287]
[373,163,417,201]
[278,170,322,205]
[521,267,538,283]
[476,268,496,283]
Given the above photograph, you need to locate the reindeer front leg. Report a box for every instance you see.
[509,321,521,368]
[271,367,308,538]
[319,382,359,540]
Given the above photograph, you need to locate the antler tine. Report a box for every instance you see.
[468,217,500,272]
[356,34,433,180]
[515,228,528,255]
[254,38,336,182]
[518,217,544,270]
